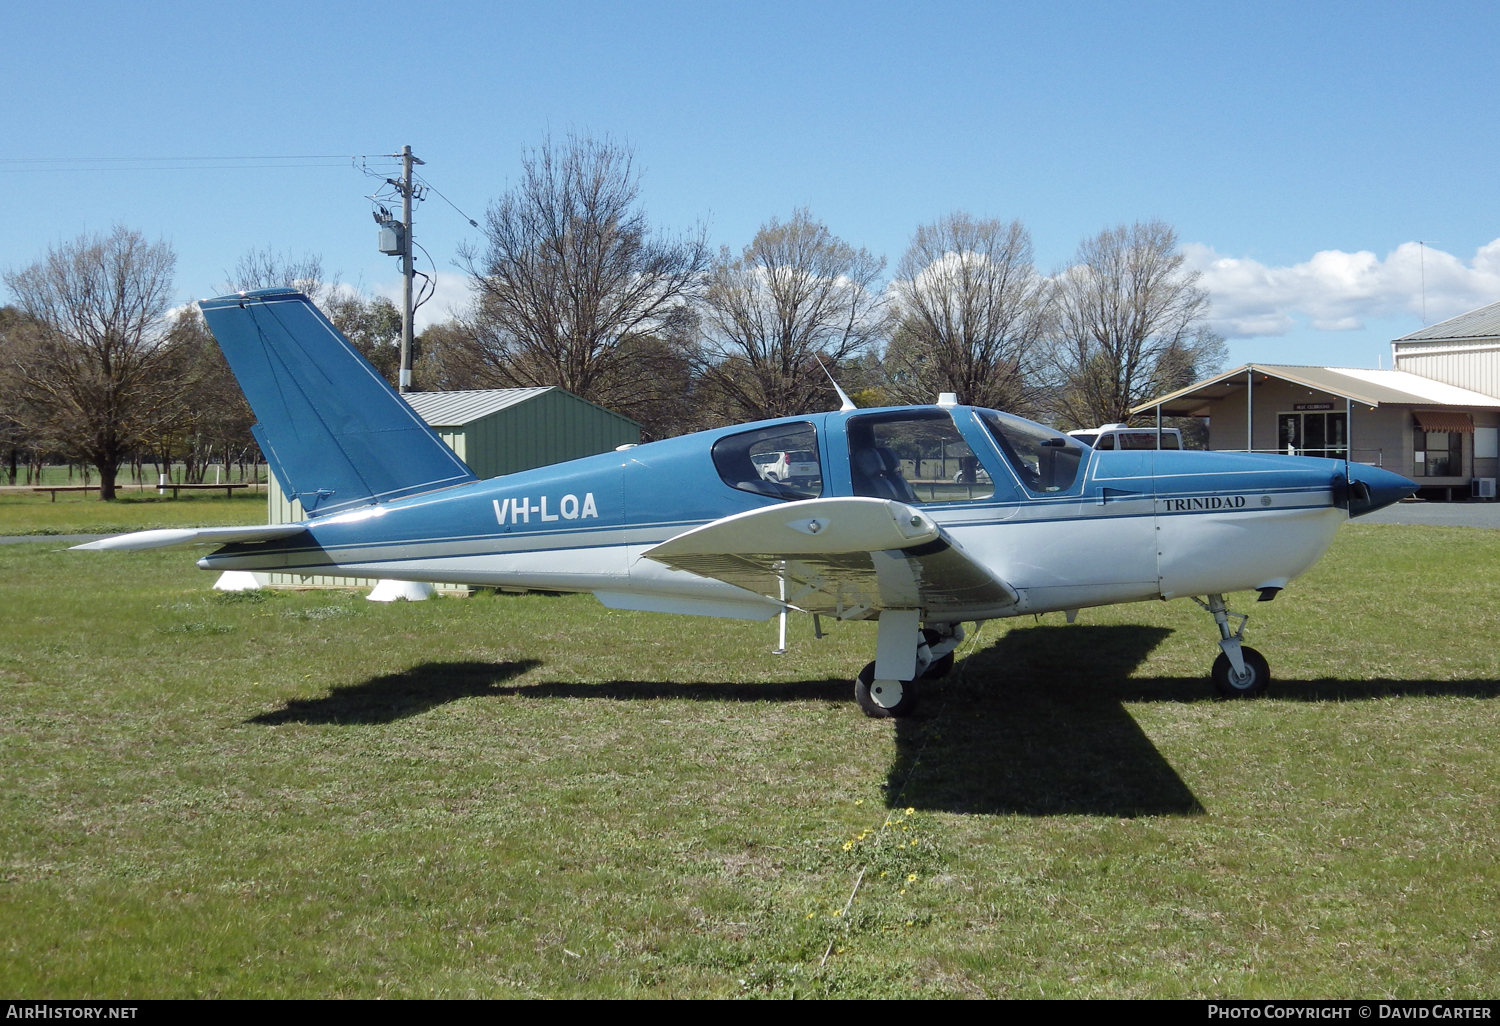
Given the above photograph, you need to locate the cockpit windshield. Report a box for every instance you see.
[977,410,1085,494]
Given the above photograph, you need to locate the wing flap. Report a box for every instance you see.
[72,524,309,552]
[643,497,1017,618]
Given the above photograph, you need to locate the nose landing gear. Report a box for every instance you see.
[1194,593,1271,698]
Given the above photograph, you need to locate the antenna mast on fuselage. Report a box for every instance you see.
[815,356,858,412]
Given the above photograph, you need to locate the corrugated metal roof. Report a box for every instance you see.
[1395,300,1500,342]
[1132,363,1500,416]
[400,388,554,427]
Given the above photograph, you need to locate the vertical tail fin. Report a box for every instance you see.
[199,288,477,516]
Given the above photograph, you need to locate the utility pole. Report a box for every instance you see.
[398,145,423,392]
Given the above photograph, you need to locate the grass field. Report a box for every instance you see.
[1,499,1498,997]
[0,491,267,536]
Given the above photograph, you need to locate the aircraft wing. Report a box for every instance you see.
[71,524,308,552]
[642,496,1017,620]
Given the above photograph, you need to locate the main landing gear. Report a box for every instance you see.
[854,618,963,719]
[1193,593,1271,698]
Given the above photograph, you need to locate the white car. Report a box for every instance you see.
[752,450,821,482]
[1067,423,1183,450]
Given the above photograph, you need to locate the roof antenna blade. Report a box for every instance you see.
[815,355,858,412]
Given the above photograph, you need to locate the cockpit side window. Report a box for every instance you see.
[847,410,995,504]
[712,422,823,501]
[977,410,1086,494]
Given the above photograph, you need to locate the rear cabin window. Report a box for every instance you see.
[712,422,823,501]
[978,410,1085,494]
[1115,431,1181,450]
[847,410,995,504]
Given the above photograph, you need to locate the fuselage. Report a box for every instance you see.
[200,404,1412,621]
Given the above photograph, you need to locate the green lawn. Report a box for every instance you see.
[0,490,267,536]
[1,524,1497,997]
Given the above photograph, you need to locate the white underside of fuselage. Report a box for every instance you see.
[203,494,1346,624]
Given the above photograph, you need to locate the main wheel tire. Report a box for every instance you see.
[1212,646,1270,699]
[854,661,920,718]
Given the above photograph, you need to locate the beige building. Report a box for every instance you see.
[1135,300,1500,501]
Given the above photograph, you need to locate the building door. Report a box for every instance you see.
[1278,411,1347,459]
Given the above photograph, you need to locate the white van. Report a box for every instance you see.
[1067,423,1183,450]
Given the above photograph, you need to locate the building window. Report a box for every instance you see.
[1277,411,1347,459]
[1415,431,1460,477]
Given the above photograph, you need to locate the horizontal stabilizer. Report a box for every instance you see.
[643,496,1018,618]
[72,524,308,552]
[199,289,477,517]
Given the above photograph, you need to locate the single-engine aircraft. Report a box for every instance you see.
[78,289,1418,716]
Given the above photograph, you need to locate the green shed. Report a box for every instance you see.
[260,387,640,589]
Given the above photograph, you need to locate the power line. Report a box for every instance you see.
[413,173,480,228]
[0,154,397,163]
[0,154,399,174]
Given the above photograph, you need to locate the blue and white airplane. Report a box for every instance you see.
[79,289,1418,716]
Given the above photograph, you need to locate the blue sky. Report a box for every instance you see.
[5,0,1498,369]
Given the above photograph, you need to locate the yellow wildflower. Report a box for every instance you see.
[907,873,918,881]
[906,807,915,816]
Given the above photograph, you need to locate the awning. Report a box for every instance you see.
[1413,410,1474,433]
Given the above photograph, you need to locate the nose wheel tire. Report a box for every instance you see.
[1212,646,1270,699]
[855,661,920,718]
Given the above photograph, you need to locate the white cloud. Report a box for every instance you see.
[1184,239,1500,339]
[376,271,474,332]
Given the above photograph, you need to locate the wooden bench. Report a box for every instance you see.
[32,483,252,501]
[31,485,99,502]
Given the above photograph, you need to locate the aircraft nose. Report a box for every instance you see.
[1346,462,1418,517]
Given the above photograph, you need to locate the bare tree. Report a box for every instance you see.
[142,307,257,483]
[699,208,886,420]
[885,213,1048,413]
[0,306,43,484]
[222,250,403,385]
[459,134,709,418]
[3,228,180,499]
[1047,220,1225,428]
[222,249,335,306]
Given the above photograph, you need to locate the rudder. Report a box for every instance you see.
[199,288,477,516]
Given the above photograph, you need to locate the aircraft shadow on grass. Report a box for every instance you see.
[248,625,1500,817]
[891,624,1204,818]
[248,659,542,725]
[893,624,1500,818]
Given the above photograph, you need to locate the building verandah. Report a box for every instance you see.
[1132,364,1500,501]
